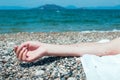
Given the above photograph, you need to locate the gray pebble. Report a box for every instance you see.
[67,77,77,80]
[35,70,45,76]
[36,77,43,80]
[0,65,2,72]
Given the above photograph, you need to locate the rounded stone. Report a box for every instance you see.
[35,70,45,76]
[0,65,2,72]
[67,77,77,80]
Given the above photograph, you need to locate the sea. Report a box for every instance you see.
[0,9,120,33]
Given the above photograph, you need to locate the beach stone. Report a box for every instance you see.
[0,59,2,61]
[35,70,45,76]
[17,73,23,78]
[36,78,43,80]
[51,70,57,78]
[5,56,11,61]
[76,75,81,79]
[2,56,6,59]
[7,42,15,48]
[0,65,2,72]
[54,78,60,80]
[67,77,77,80]
[60,77,66,80]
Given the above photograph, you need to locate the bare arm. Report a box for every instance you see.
[45,38,120,56]
[44,42,110,56]
[108,38,120,55]
[15,38,120,62]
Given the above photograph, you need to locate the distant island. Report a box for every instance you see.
[0,4,120,10]
[32,4,120,10]
[32,4,66,10]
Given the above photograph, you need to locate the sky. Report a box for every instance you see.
[0,0,120,8]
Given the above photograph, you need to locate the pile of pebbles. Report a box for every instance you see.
[0,31,120,80]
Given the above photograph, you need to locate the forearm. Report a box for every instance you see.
[44,42,110,57]
[44,44,82,56]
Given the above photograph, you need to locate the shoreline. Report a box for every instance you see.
[0,31,120,44]
[0,30,120,34]
[0,31,120,80]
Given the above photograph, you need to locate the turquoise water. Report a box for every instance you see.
[0,9,120,33]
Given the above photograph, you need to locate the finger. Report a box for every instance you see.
[22,49,28,61]
[16,42,29,56]
[25,52,32,62]
[16,46,19,58]
[14,46,18,52]
[14,46,18,56]
[18,47,27,61]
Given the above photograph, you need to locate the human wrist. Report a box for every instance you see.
[41,43,50,56]
[42,43,58,56]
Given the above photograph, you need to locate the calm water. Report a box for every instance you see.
[0,9,120,33]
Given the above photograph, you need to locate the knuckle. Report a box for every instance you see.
[23,47,26,50]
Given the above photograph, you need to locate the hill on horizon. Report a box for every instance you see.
[33,4,66,10]
[33,4,120,10]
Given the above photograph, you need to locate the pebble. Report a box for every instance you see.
[0,65,2,72]
[35,70,45,76]
[7,42,15,48]
[0,59,2,61]
[67,77,77,80]
[5,56,11,61]
[36,78,44,80]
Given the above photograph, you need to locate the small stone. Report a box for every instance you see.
[51,70,56,77]
[67,77,76,80]
[2,60,7,64]
[5,56,11,61]
[17,73,23,78]
[60,77,66,80]
[0,65,2,71]
[76,75,81,79]
[2,56,6,59]
[0,59,2,61]
[36,78,43,80]
[54,78,60,80]
[7,42,15,48]
[35,70,45,76]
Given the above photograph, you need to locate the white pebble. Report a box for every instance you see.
[35,70,45,76]
[7,42,15,48]
[67,77,77,80]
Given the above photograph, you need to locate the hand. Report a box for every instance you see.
[14,41,47,62]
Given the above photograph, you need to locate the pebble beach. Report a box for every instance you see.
[0,31,120,80]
